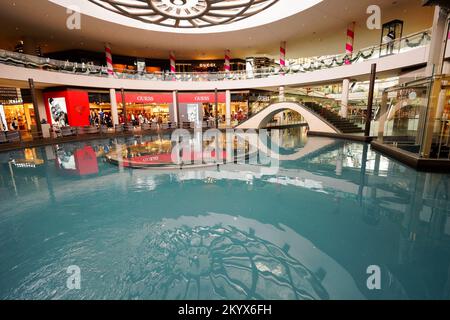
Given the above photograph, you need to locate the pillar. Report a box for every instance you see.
[417,6,449,150]
[420,77,442,157]
[28,78,42,135]
[340,78,350,118]
[105,43,114,77]
[280,41,286,68]
[172,90,179,125]
[345,22,356,65]
[224,50,231,72]
[377,90,389,142]
[121,88,127,125]
[336,146,344,176]
[225,90,231,127]
[279,86,285,102]
[433,88,447,132]
[425,6,449,76]
[365,63,377,137]
[214,88,219,128]
[170,51,176,73]
[22,37,37,55]
[110,89,119,126]
[34,89,47,124]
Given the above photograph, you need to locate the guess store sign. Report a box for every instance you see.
[116,93,172,104]
[116,92,226,104]
[178,93,226,104]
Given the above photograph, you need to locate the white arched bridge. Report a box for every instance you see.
[237,102,339,133]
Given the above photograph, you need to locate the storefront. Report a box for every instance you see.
[41,89,274,128]
[0,103,36,131]
[116,92,173,125]
[0,87,37,137]
[248,90,275,117]
[176,92,226,125]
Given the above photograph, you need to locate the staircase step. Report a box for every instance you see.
[304,102,365,134]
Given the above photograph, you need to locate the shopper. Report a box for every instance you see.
[10,118,19,131]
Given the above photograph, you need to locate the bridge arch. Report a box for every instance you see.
[237,102,339,133]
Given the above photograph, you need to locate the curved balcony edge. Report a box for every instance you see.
[0,46,429,91]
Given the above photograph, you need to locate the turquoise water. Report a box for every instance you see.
[0,128,449,300]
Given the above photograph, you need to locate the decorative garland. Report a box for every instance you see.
[0,31,432,79]
[405,32,431,48]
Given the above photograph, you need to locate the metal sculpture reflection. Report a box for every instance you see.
[119,223,330,299]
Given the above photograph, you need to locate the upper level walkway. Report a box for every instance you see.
[0,30,438,91]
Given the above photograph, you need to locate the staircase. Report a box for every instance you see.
[304,102,364,134]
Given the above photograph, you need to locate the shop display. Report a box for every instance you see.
[48,97,69,127]
[0,105,7,131]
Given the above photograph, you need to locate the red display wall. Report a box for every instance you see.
[43,90,90,127]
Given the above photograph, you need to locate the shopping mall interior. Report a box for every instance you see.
[0,0,450,302]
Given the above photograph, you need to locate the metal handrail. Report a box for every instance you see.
[0,29,432,82]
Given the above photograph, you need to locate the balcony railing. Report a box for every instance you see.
[0,29,431,82]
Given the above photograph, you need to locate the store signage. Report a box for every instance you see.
[116,93,172,104]
[117,92,226,104]
[137,96,154,102]
[397,88,415,100]
[179,93,226,104]
[199,63,216,68]
[256,96,271,102]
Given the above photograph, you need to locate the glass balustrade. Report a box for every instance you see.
[377,75,450,159]
[0,30,432,82]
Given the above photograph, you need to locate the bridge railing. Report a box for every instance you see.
[0,29,431,82]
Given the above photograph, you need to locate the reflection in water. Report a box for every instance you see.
[0,128,449,300]
[119,217,330,300]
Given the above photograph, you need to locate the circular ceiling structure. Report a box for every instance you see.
[50,0,323,34]
[88,0,279,28]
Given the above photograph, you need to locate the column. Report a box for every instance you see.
[433,88,447,132]
[225,90,231,127]
[340,78,350,118]
[279,86,285,102]
[345,22,356,65]
[425,6,449,76]
[377,90,389,142]
[22,37,37,55]
[364,63,377,137]
[105,43,114,77]
[35,89,47,123]
[214,88,219,128]
[121,88,127,125]
[224,50,231,72]
[335,145,344,176]
[170,51,176,73]
[420,77,443,157]
[418,6,449,154]
[110,89,119,126]
[280,41,286,68]
[28,78,42,136]
[172,90,179,126]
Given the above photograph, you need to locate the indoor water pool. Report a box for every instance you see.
[0,128,449,300]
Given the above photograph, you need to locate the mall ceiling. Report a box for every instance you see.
[0,0,422,60]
